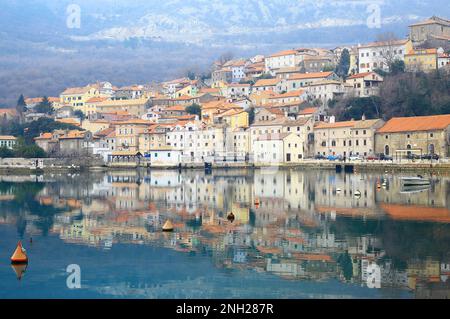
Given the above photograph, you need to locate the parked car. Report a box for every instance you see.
[348,155,363,161]
[327,155,342,161]
[421,154,439,160]
[314,154,326,160]
[370,154,393,161]
[366,155,379,161]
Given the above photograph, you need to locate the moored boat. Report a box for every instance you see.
[400,176,431,186]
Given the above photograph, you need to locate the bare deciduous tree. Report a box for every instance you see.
[375,32,401,69]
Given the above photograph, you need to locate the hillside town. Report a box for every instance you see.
[1,16,450,168]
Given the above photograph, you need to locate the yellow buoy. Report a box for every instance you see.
[162,220,174,232]
[11,241,28,264]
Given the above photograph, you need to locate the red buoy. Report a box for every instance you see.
[11,241,28,264]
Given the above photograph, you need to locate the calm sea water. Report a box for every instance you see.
[0,168,449,299]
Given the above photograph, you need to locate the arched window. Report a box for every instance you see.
[407,144,412,157]
[428,144,435,155]
[385,145,390,156]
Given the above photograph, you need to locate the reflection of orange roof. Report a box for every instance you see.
[256,246,282,255]
[316,206,376,217]
[377,115,450,133]
[292,253,333,262]
[380,204,450,223]
[67,199,82,208]
[202,224,226,234]
[286,237,305,244]
[39,197,53,205]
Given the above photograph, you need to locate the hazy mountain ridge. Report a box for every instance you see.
[0,0,449,107]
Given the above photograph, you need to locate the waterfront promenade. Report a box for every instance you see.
[1,156,450,174]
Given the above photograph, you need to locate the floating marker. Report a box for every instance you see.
[162,220,174,232]
[11,241,28,264]
[11,264,27,280]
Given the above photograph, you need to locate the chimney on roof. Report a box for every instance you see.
[329,116,335,124]
[362,114,366,121]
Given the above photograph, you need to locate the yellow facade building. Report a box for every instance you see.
[60,86,100,110]
[81,120,112,135]
[215,109,249,129]
[95,98,149,118]
[405,48,439,72]
[115,119,151,152]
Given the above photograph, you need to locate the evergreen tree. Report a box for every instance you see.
[185,103,202,116]
[35,96,54,115]
[247,107,255,125]
[335,49,350,78]
[73,110,85,120]
[389,60,405,75]
[16,94,27,114]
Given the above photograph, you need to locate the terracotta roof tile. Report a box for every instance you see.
[299,107,318,115]
[347,72,376,79]
[358,39,410,49]
[287,72,333,81]
[254,78,280,87]
[0,135,17,140]
[377,115,450,133]
[268,50,298,58]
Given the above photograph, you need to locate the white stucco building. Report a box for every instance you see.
[358,39,413,73]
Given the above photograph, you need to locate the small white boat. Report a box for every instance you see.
[400,184,430,194]
[400,176,431,186]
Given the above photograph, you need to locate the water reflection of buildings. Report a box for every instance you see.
[1,170,450,297]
